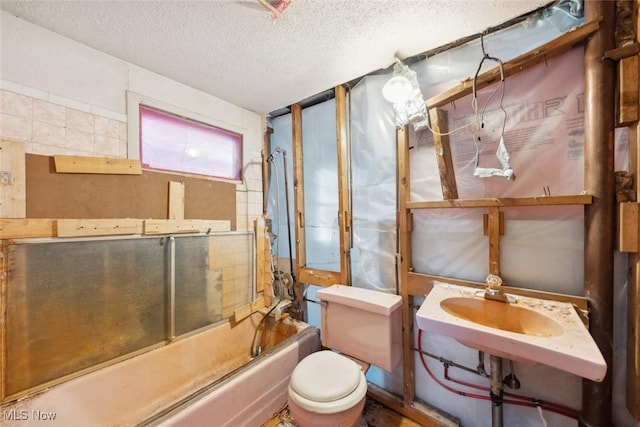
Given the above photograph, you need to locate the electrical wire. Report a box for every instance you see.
[417,329,579,421]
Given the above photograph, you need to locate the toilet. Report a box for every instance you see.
[287,285,403,427]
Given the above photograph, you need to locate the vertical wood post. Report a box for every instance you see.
[582,1,616,425]
[335,85,352,285]
[397,126,415,404]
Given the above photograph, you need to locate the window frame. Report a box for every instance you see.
[126,92,244,182]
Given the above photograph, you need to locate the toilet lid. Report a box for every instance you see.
[290,351,362,402]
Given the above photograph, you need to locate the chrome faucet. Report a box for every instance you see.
[476,274,517,304]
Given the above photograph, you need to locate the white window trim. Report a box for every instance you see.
[126,91,244,163]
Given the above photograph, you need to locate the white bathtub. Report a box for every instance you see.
[2,314,320,427]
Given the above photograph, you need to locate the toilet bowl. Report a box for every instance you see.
[287,350,367,427]
[286,285,403,427]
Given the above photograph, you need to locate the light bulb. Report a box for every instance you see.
[382,75,413,104]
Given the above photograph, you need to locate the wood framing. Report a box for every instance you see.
[168,181,185,220]
[292,103,305,283]
[428,108,458,199]
[143,219,230,234]
[426,19,600,109]
[407,194,592,209]
[335,85,352,284]
[396,126,415,405]
[53,154,142,175]
[57,219,143,237]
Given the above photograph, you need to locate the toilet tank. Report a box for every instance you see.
[316,285,402,372]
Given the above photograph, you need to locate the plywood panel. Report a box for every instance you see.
[26,154,235,228]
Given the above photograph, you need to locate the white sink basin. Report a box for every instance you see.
[415,282,607,382]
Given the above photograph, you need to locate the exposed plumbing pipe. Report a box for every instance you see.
[267,148,296,295]
[489,355,503,427]
[582,1,615,425]
[417,329,579,421]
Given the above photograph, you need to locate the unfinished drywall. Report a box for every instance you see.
[25,154,236,224]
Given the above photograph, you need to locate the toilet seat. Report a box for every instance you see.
[288,350,367,414]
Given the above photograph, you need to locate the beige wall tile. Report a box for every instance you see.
[66,108,94,133]
[33,121,65,147]
[95,115,120,139]
[31,142,64,156]
[94,135,119,157]
[33,99,65,127]
[0,113,32,141]
[66,128,94,152]
[1,90,32,119]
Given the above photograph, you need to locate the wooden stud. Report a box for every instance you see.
[482,211,504,236]
[335,85,352,285]
[54,155,142,175]
[292,104,306,281]
[0,139,26,218]
[428,108,458,199]
[619,55,639,127]
[619,202,639,252]
[488,207,501,276]
[168,181,185,220]
[396,126,415,406]
[57,219,143,237]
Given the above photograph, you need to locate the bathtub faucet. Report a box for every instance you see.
[476,274,517,304]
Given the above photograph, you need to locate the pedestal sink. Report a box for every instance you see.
[415,282,607,382]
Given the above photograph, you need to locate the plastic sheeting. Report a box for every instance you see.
[267,1,635,424]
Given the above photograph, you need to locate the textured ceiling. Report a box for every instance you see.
[0,0,550,114]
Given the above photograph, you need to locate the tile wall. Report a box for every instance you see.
[0,82,263,231]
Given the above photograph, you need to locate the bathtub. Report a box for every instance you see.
[2,313,320,427]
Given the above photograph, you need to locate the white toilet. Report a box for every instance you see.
[287,285,403,427]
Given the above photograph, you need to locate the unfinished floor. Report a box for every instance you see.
[262,397,424,427]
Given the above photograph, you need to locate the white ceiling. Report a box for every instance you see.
[0,0,550,115]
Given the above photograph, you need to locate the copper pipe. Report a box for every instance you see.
[582,1,616,426]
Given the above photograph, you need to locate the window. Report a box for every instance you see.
[139,105,242,180]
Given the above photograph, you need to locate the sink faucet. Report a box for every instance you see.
[477,274,517,304]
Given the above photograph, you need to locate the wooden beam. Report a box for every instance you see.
[619,202,639,252]
[298,267,342,287]
[618,55,639,127]
[428,108,458,199]
[426,19,601,109]
[143,219,230,234]
[168,181,185,220]
[0,218,56,239]
[57,219,143,237]
[407,194,592,209]
[406,272,588,312]
[54,155,142,175]
[335,85,351,285]
[0,139,26,218]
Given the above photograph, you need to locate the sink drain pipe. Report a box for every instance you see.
[490,355,504,427]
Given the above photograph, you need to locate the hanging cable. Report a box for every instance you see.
[469,34,515,180]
